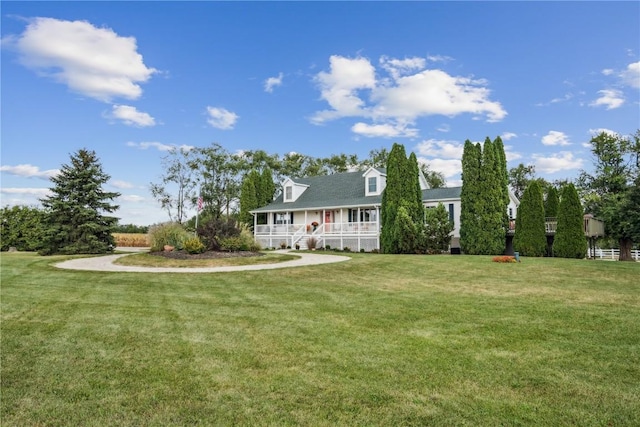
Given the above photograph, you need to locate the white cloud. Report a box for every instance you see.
[0,164,59,179]
[311,55,376,124]
[415,139,463,159]
[109,105,156,127]
[311,55,506,133]
[126,141,194,152]
[620,61,640,88]
[5,17,156,102]
[588,128,618,137]
[380,56,426,80]
[436,123,450,133]
[501,132,517,141]
[0,187,51,196]
[541,131,571,146]
[417,157,462,180]
[351,122,418,138]
[590,89,625,110]
[371,69,506,122]
[602,69,614,76]
[426,55,453,64]
[532,152,583,174]
[505,147,523,162]
[111,180,134,189]
[206,106,238,129]
[119,194,145,202]
[264,72,283,93]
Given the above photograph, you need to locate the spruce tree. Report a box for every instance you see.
[513,181,546,256]
[40,149,120,255]
[460,140,482,254]
[553,184,587,258]
[545,186,559,218]
[476,138,506,254]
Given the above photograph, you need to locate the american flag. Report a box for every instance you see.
[197,196,203,211]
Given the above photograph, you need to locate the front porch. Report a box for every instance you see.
[254,221,380,252]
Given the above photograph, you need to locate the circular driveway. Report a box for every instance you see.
[54,249,350,273]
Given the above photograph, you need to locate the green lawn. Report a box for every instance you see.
[1,252,639,426]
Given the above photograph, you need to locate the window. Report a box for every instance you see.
[448,203,454,223]
[285,186,293,201]
[274,212,292,225]
[368,177,377,193]
[348,208,377,223]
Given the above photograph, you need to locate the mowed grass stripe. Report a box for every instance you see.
[1,252,639,425]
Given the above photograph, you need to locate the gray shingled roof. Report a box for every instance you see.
[252,170,461,213]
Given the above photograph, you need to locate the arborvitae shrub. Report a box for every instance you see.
[553,184,587,259]
[513,181,547,257]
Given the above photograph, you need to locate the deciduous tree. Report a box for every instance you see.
[578,130,639,261]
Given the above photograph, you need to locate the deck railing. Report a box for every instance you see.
[507,216,604,237]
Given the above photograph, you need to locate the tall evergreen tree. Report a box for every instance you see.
[258,167,276,205]
[40,149,120,255]
[513,181,546,257]
[407,153,425,225]
[476,138,506,254]
[381,143,408,253]
[553,184,587,259]
[460,140,482,254]
[544,186,559,218]
[380,144,425,254]
[239,170,260,226]
[494,136,510,230]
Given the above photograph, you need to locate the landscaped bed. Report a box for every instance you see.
[2,252,639,425]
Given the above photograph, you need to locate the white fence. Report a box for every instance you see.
[590,249,640,261]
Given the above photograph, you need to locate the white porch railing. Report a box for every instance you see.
[323,221,379,235]
[254,221,379,251]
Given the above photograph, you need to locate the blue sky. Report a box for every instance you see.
[1,1,638,226]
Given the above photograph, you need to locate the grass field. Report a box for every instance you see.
[1,252,639,426]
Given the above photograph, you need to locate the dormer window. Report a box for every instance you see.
[285,185,293,201]
[368,177,377,193]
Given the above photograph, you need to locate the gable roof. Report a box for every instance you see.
[252,170,461,213]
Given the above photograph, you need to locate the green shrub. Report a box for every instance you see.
[219,236,247,252]
[148,222,192,252]
[220,224,260,252]
[183,237,205,254]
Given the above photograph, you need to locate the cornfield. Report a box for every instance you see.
[112,233,150,247]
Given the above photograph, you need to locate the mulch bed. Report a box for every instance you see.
[150,250,264,260]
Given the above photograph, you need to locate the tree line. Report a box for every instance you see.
[149,144,447,224]
[1,130,637,259]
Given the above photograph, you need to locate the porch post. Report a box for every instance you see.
[340,209,344,250]
[357,207,361,252]
[376,206,380,250]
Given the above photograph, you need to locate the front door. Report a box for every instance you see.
[324,211,331,224]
